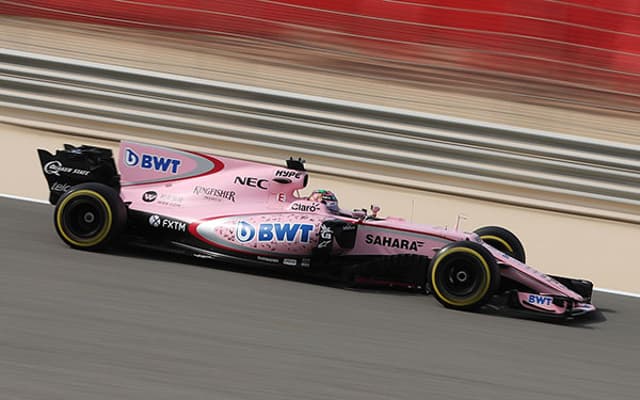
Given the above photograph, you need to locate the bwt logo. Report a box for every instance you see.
[527,294,553,306]
[125,148,181,174]
[235,221,314,243]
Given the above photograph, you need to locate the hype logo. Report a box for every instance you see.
[124,148,181,174]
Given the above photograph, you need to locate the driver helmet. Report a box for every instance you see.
[309,189,339,213]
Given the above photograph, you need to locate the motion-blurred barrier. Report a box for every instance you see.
[1,0,638,95]
[1,49,639,221]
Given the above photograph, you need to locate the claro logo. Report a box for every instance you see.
[124,148,181,174]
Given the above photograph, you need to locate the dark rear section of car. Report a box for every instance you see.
[38,145,120,205]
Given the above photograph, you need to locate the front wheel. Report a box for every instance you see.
[474,226,526,263]
[428,241,500,310]
[54,183,126,250]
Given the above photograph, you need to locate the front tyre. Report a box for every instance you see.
[54,183,126,250]
[428,241,500,310]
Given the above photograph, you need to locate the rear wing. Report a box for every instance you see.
[37,144,120,205]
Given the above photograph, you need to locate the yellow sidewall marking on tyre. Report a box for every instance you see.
[56,190,113,248]
[431,247,491,307]
[480,235,513,253]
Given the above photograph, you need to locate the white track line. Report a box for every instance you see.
[0,193,50,205]
[595,288,640,299]
[2,192,639,299]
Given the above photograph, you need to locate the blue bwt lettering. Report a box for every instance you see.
[528,294,552,306]
[258,224,274,241]
[124,148,181,174]
[236,221,314,243]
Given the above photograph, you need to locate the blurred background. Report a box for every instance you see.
[1,1,639,223]
[2,0,638,140]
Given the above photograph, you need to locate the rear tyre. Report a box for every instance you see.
[54,183,126,250]
[428,241,500,310]
[474,226,526,263]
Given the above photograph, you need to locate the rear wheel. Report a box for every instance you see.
[474,226,526,263]
[428,241,500,310]
[54,183,126,250]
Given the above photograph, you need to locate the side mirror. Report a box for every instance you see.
[352,209,367,220]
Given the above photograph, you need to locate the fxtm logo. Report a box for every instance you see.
[125,148,181,174]
[365,234,424,252]
[148,214,186,232]
[234,176,268,190]
[235,221,314,243]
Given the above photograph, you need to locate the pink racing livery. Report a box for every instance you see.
[38,141,596,320]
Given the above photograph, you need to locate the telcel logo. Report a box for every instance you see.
[125,148,181,174]
[235,221,314,243]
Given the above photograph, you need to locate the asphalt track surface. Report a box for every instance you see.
[1,197,639,400]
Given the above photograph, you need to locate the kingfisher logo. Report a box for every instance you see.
[124,148,181,174]
[235,221,314,243]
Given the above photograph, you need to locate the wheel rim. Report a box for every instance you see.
[435,253,484,298]
[60,196,108,242]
